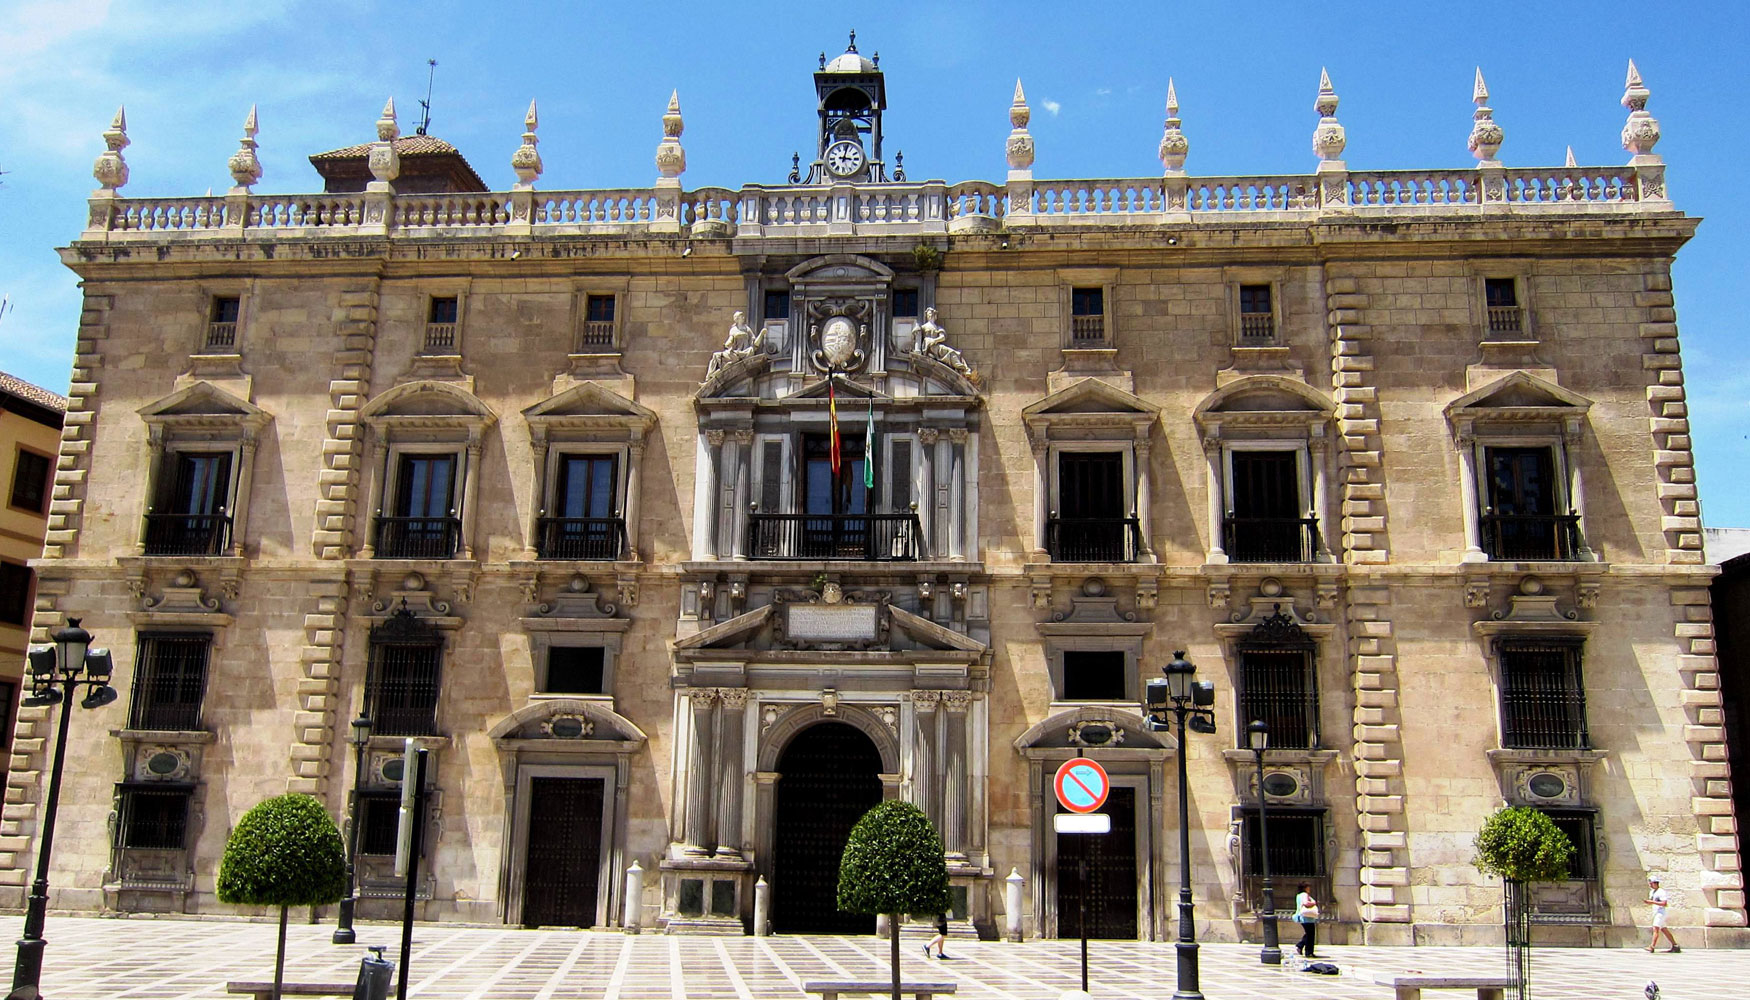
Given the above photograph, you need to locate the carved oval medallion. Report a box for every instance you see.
[821,316,859,369]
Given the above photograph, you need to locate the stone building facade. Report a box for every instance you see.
[5,44,1743,946]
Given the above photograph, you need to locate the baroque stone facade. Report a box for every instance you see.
[7,45,1744,946]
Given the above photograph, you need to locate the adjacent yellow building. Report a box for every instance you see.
[0,372,66,778]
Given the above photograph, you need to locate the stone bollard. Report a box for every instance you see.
[623,860,644,934]
[876,913,891,939]
[753,876,770,936]
[1005,867,1025,942]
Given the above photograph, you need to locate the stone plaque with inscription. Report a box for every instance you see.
[786,604,879,642]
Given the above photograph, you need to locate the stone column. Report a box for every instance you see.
[948,428,967,561]
[730,431,752,561]
[1031,439,1049,558]
[1455,430,1486,561]
[1309,430,1330,559]
[229,430,260,558]
[1133,433,1154,560]
[460,434,484,560]
[912,690,941,827]
[622,440,644,561]
[1204,436,1227,563]
[714,688,748,859]
[693,430,723,560]
[525,430,549,559]
[359,427,386,559]
[917,429,938,559]
[683,688,717,856]
[1563,419,1594,560]
[942,691,971,860]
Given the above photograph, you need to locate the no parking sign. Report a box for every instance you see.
[1053,757,1109,814]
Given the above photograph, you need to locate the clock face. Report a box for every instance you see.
[825,140,865,177]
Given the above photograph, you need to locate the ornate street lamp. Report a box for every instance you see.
[8,618,116,1000]
[1248,719,1282,965]
[1143,650,1216,1000]
[333,713,374,944]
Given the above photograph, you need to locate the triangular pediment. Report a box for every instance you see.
[889,605,988,652]
[672,605,774,650]
[523,381,656,436]
[791,375,888,400]
[1447,371,1592,415]
[360,379,496,422]
[138,381,271,430]
[1025,377,1158,418]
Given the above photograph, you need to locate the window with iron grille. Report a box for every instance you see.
[1499,639,1589,750]
[358,791,403,856]
[117,786,192,850]
[892,288,919,318]
[1061,649,1127,702]
[1070,287,1105,343]
[10,448,51,514]
[1238,284,1275,342]
[543,645,606,695]
[366,635,443,737]
[0,562,30,626]
[1241,809,1327,910]
[129,634,211,731]
[1237,648,1318,749]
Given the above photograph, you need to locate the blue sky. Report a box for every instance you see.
[1,1,1746,523]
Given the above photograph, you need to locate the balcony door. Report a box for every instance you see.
[545,454,620,559]
[384,453,457,558]
[1228,450,1307,562]
[1484,446,1569,559]
[800,433,867,558]
[147,451,232,555]
[1053,451,1131,561]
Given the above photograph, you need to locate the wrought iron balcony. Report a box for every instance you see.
[142,512,232,556]
[374,515,462,559]
[1482,512,1581,561]
[748,512,919,561]
[1223,516,1319,563]
[1046,516,1141,563]
[537,516,626,560]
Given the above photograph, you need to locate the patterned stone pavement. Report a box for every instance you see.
[7,917,1741,1000]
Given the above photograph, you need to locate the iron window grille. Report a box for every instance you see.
[1241,809,1328,915]
[116,785,192,850]
[1238,284,1275,342]
[358,790,413,856]
[128,634,211,732]
[1498,638,1589,750]
[365,608,443,737]
[1236,607,1319,749]
[10,449,51,514]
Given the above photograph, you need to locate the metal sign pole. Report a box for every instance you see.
[396,748,428,1000]
[1079,850,1089,993]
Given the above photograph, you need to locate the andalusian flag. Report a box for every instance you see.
[828,377,842,477]
[864,394,876,489]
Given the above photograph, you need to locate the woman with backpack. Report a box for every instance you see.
[1293,882,1320,958]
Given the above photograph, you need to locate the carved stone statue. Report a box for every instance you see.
[912,307,973,377]
[1227,817,1246,904]
[706,310,765,378]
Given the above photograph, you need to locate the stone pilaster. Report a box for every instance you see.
[287,576,350,795]
[713,688,747,859]
[1639,268,1704,564]
[41,293,112,559]
[1325,272,1386,565]
[312,282,380,560]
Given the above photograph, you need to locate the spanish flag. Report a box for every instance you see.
[828,377,841,477]
[864,393,876,490]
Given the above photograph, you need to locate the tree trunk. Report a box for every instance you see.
[273,904,289,1000]
[890,911,901,1000]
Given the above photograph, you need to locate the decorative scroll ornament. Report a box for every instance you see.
[93,106,130,192]
[1620,59,1660,158]
[1158,78,1188,174]
[1006,79,1035,172]
[1312,68,1346,163]
[1245,603,1315,648]
[706,310,766,378]
[511,99,542,189]
[227,105,262,192]
[655,90,686,179]
[370,598,443,643]
[368,97,401,187]
[809,300,871,373]
[1468,68,1504,162]
[911,307,976,380]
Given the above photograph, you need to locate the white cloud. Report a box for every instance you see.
[1041,99,1061,116]
[1095,87,1112,97]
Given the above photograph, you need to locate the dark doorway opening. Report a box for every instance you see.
[772,722,884,934]
[521,776,605,928]
[1056,785,1139,939]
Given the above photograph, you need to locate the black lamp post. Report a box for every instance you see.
[8,618,116,1000]
[1247,719,1282,965]
[333,713,373,944]
[1143,650,1216,1000]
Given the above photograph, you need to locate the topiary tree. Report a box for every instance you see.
[838,800,951,1000]
[218,793,349,1000]
[1474,806,1574,1000]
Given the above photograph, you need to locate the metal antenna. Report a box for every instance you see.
[416,58,437,136]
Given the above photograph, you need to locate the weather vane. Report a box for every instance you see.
[416,58,437,136]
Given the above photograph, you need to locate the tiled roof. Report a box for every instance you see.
[0,371,67,414]
[310,134,464,160]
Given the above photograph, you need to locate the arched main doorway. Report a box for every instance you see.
[771,721,883,934]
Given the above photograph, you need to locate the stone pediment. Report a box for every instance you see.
[1013,707,1170,753]
[785,253,895,284]
[789,375,886,400]
[1446,371,1592,431]
[1023,378,1158,435]
[360,379,496,428]
[1195,374,1333,420]
[671,599,985,655]
[138,381,271,431]
[523,381,656,437]
[488,698,647,744]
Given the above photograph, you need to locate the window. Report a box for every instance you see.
[763,290,791,321]
[1225,449,1314,562]
[1070,287,1105,344]
[1061,650,1126,701]
[892,288,919,318]
[377,452,460,559]
[1240,809,1327,914]
[748,429,919,561]
[1049,450,1137,562]
[145,451,233,556]
[424,296,459,352]
[10,448,51,514]
[1539,809,1598,881]
[117,787,191,850]
[543,646,607,695]
[0,562,31,626]
[1484,277,1523,337]
[579,294,616,349]
[539,453,621,560]
[1238,284,1275,343]
[1237,648,1318,749]
[366,635,443,737]
[1483,446,1578,560]
[359,791,401,856]
[205,296,240,351]
[128,634,211,731]
[1498,639,1589,751]
[0,680,15,755]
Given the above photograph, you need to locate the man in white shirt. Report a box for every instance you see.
[1644,875,1679,953]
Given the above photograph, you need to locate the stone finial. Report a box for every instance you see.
[376,97,400,141]
[1621,59,1661,159]
[227,104,262,192]
[1468,67,1504,162]
[368,97,401,189]
[655,90,686,179]
[511,99,542,189]
[1311,68,1346,163]
[1565,145,1577,168]
[1158,78,1189,175]
[1006,79,1035,172]
[92,105,130,192]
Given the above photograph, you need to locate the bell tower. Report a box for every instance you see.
[807,31,887,184]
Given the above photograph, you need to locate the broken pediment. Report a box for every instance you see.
[672,597,985,656]
[1013,707,1169,753]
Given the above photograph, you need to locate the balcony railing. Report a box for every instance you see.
[1223,516,1319,563]
[1486,305,1525,337]
[1069,314,1106,344]
[422,322,457,352]
[577,320,615,350]
[374,515,462,559]
[142,512,232,556]
[748,513,919,561]
[537,516,625,560]
[1482,512,1581,561]
[203,321,237,350]
[1046,516,1141,563]
[1238,313,1275,342]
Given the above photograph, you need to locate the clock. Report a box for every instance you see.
[825,140,866,178]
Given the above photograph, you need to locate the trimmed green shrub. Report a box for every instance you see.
[218,793,348,1000]
[1474,806,1574,884]
[837,799,951,917]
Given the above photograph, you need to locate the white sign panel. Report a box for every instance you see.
[1053,813,1112,834]
[787,604,879,641]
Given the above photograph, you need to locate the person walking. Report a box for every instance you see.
[1644,875,1680,953]
[923,912,954,960]
[1293,882,1320,959]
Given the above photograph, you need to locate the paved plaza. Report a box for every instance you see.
[7,916,1742,1000]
